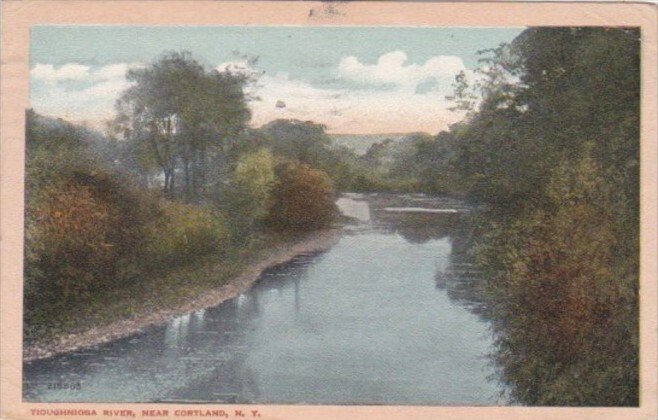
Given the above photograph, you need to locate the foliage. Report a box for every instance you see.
[258,119,374,192]
[448,27,640,405]
[23,110,232,342]
[25,170,153,319]
[25,110,103,194]
[143,201,230,269]
[267,163,337,230]
[260,119,332,164]
[223,148,276,237]
[357,132,466,194]
[115,51,252,200]
[451,27,639,213]
[476,155,637,405]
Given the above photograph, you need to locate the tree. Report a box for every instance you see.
[115,51,251,200]
[449,28,640,213]
[446,27,640,405]
[260,119,332,165]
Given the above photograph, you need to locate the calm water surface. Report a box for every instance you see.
[24,193,505,405]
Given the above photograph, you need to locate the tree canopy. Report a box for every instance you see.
[446,27,640,405]
[115,51,252,201]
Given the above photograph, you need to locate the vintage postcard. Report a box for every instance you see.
[1,1,657,419]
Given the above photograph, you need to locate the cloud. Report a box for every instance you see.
[337,51,468,94]
[30,52,473,134]
[30,63,91,82]
[244,71,466,134]
[216,60,253,74]
[93,63,136,81]
[30,62,143,125]
[30,62,141,84]
[243,51,473,133]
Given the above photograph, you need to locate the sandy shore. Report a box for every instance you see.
[23,227,343,362]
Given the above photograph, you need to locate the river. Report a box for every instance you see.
[23,193,505,405]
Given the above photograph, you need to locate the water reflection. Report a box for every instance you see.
[345,194,487,312]
[24,193,504,405]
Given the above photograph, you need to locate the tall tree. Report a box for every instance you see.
[115,51,251,200]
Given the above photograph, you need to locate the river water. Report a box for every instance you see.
[24,193,505,405]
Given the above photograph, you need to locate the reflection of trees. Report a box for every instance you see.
[365,195,490,317]
[432,223,491,319]
[367,199,490,319]
[162,250,325,402]
[253,252,320,293]
[370,209,463,244]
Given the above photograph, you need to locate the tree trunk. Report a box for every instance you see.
[170,168,176,197]
[163,170,171,198]
[183,158,191,202]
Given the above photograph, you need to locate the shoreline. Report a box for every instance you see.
[23,227,343,363]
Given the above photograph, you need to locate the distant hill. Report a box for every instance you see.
[329,133,412,155]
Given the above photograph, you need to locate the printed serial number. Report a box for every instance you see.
[47,381,81,390]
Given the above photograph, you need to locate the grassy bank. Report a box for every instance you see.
[24,237,259,346]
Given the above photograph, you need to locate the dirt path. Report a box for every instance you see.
[23,227,343,362]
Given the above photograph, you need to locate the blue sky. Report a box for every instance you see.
[30,26,523,134]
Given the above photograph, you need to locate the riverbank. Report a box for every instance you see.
[24,227,343,362]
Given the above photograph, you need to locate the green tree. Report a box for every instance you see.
[447,27,640,405]
[260,119,332,165]
[258,118,368,192]
[116,51,251,200]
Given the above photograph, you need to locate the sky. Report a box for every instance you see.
[30,26,523,134]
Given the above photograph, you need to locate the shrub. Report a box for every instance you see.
[143,200,230,269]
[25,170,151,314]
[224,149,276,237]
[477,155,638,405]
[267,163,337,230]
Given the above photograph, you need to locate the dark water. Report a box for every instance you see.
[24,193,505,405]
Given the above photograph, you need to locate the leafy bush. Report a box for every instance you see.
[25,170,152,316]
[223,149,276,237]
[143,201,230,269]
[267,163,337,230]
[448,27,640,405]
[475,154,638,406]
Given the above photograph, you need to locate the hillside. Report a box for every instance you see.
[329,133,410,155]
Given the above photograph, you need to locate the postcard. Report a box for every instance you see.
[1,1,657,419]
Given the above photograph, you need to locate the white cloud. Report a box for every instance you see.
[337,51,468,94]
[93,63,135,81]
[245,71,466,134]
[30,53,473,134]
[30,62,146,124]
[216,60,253,74]
[30,63,91,82]
[245,51,473,133]
[30,62,142,85]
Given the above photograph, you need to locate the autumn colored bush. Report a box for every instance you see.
[475,155,638,405]
[447,27,640,405]
[267,163,337,230]
[24,170,152,317]
[23,166,231,340]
